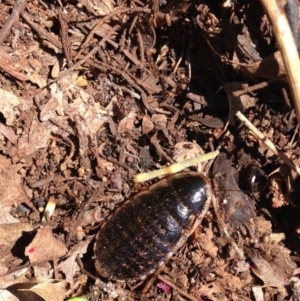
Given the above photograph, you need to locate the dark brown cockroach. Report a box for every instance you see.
[94,172,211,282]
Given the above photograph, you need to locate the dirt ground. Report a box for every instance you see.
[1,0,300,300]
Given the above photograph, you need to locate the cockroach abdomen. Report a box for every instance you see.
[94,172,211,281]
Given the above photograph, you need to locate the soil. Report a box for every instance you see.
[0,0,300,301]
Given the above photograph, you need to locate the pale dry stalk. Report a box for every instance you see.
[260,0,300,130]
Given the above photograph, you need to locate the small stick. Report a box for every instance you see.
[236,111,300,175]
[43,25,118,88]
[0,0,27,45]
[76,7,151,59]
[157,275,201,301]
[259,0,300,130]
[0,121,17,144]
[232,78,279,97]
[135,150,219,183]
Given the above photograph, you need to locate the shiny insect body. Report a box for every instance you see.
[94,172,212,281]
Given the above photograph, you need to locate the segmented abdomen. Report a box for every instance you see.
[94,172,211,280]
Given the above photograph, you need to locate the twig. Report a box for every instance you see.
[110,81,141,99]
[150,132,173,163]
[44,25,119,88]
[0,48,28,81]
[135,150,219,182]
[136,28,145,67]
[76,7,151,59]
[259,0,300,129]
[88,60,155,114]
[236,111,300,175]
[0,122,18,144]
[21,11,63,49]
[58,7,72,64]
[0,0,27,45]
[157,275,201,301]
[20,182,39,213]
[232,78,280,97]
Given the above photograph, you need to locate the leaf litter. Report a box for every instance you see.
[0,0,300,301]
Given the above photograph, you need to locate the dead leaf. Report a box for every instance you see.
[17,119,54,157]
[173,142,204,162]
[51,59,61,78]
[28,282,66,301]
[0,223,33,246]
[199,227,218,258]
[0,156,26,207]
[80,0,115,16]
[142,115,154,135]
[0,208,23,224]
[239,51,287,79]
[151,114,167,129]
[212,153,255,227]
[49,83,64,117]
[59,238,91,285]
[26,72,47,88]
[6,281,65,301]
[25,226,67,264]
[0,289,19,301]
[195,117,224,128]
[75,75,88,87]
[118,112,136,134]
[0,89,21,126]
[221,82,257,125]
[39,97,59,122]
[244,243,296,287]
[194,281,227,301]
[95,157,114,171]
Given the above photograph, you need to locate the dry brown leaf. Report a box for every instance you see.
[0,263,29,289]
[80,0,115,16]
[194,281,227,301]
[0,289,19,301]
[221,82,258,125]
[199,227,218,258]
[39,97,59,122]
[151,114,167,129]
[0,89,21,126]
[16,119,55,157]
[212,153,255,227]
[173,142,204,162]
[173,142,204,172]
[0,156,25,207]
[51,59,61,78]
[26,72,47,88]
[0,223,33,246]
[25,226,67,265]
[195,117,225,128]
[118,112,136,134]
[245,243,296,288]
[5,280,65,301]
[67,91,109,136]
[142,115,154,135]
[0,208,22,224]
[28,282,65,301]
[1,271,42,291]
[79,102,108,136]
[239,51,286,79]
[58,238,91,285]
